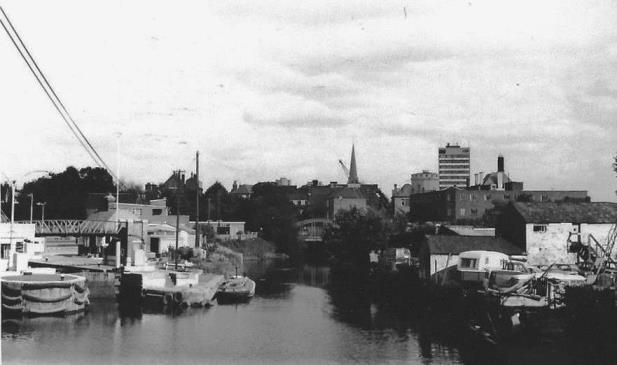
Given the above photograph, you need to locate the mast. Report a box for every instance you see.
[195,151,200,248]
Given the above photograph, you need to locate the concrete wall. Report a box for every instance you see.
[80,271,117,298]
[525,222,615,265]
[525,223,578,265]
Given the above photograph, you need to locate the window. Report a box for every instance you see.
[152,208,163,216]
[460,258,477,269]
[533,225,547,233]
[15,242,24,253]
[216,226,230,235]
[1,244,10,259]
[471,208,478,216]
[459,208,466,216]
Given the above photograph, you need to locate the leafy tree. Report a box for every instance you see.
[7,166,115,220]
[323,207,388,271]
[245,182,299,256]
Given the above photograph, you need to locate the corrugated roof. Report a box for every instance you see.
[512,202,617,224]
[445,225,495,237]
[426,235,523,255]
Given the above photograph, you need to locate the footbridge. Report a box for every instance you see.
[17,220,127,237]
[296,218,334,243]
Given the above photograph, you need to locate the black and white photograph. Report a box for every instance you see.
[1,1,617,364]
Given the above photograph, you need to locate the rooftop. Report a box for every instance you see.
[425,235,523,255]
[512,202,617,224]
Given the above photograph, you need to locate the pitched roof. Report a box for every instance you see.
[511,202,617,224]
[328,186,366,200]
[393,184,413,197]
[425,235,523,255]
[230,184,252,195]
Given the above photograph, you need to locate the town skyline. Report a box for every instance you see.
[1,0,616,202]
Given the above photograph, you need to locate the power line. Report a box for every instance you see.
[0,15,102,168]
[0,6,119,182]
[0,6,115,177]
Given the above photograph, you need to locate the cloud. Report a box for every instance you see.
[242,93,347,128]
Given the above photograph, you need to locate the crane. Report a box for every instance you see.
[338,160,350,180]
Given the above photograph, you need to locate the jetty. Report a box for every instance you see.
[118,269,224,310]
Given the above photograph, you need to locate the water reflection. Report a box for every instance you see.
[2,262,468,365]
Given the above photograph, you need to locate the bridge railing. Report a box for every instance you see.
[16,219,125,236]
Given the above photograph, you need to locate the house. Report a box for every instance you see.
[326,186,367,220]
[147,223,195,255]
[418,235,523,280]
[84,209,147,266]
[496,202,617,265]
[0,222,45,272]
[409,187,589,223]
[230,181,253,199]
[195,220,249,241]
[392,183,413,216]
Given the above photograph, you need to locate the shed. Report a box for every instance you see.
[418,235,523,279]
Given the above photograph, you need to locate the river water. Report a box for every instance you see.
[1,261,568,364]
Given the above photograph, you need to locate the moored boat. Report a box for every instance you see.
[216,275,256,303]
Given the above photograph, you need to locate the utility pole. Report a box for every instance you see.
[195,150,200,248]
[28,193,33,223]
[10,181,15,252]
[175,187,180,271]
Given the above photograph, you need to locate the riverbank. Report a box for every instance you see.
[218,237,284,261]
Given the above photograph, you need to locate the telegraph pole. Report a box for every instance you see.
[195,151,200,248]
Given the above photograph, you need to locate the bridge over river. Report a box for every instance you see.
[296,218,334,243]
[17,219,127,237]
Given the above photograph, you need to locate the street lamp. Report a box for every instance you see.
[36,201,47,221]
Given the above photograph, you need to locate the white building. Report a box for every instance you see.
[497,202,617,265]
[0,222,45,272]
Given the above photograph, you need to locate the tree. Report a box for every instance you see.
[245,182,299,257]
[9,166,115,220]
[323,207,388,271]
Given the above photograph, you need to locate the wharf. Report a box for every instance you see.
[29,256,116,273]
[123,271,224,309]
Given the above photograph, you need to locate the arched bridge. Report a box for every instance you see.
[296,218,334,243]
[17,220,127,237]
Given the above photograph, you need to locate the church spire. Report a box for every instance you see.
[348,144,359,184]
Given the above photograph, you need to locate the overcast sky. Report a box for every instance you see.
[1,0,616,201]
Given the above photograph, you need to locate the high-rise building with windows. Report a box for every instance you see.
[438,143,470,189]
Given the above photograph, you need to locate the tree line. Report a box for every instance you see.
[0,167,300,256]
